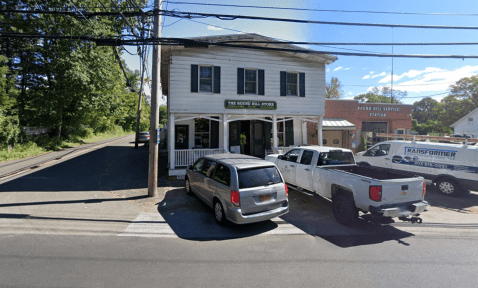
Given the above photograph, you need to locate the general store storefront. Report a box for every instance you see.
[307,99,412,152]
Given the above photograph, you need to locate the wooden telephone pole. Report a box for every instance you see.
[148,0,161,197]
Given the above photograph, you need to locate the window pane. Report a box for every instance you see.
[284,149,301,162]
[201,160,216,177]
[245,70,256,81]
[287,84,297,95]
[317,152,355,166]
[287,73,297,84]
[200,67,212,79]
[238,166,282,189]
[300,150,314,165]
[245,82,256,93]
[200,79,212,92]
[213,164,231,186]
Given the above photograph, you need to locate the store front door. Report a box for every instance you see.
[229,120,271,158]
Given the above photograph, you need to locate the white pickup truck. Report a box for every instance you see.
[265,146,428,226]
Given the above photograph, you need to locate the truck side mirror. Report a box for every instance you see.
[278,155,284,160]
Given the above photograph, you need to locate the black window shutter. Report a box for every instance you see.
[299,72,305,97]
[210,118,219,148]
[191,64,198,93]
[213,66,221,94]
[258,69,265,95]
[280,71,286,96]
[237,68,244,94]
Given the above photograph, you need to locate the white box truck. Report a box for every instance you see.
[356,140,478,196]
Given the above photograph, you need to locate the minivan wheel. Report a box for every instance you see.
[214,200,227,225]
[185,177,192,195]
[436,178,462,196]
[332,194,358,227]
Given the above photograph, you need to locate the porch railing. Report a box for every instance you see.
[175,148,225,167]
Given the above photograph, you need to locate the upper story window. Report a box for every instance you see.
[191,64,220,94]
[200,66,213,92]
[245,69,257,94]
[286,72,298,96]
[280,71,305,97]
[237,68,265,95]
[469,117,473,122]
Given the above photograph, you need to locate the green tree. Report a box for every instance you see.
[325,77,343,99]
[412,97,439,124]
[354,87,405,103]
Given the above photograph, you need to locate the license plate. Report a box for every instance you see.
[259,195,271,202]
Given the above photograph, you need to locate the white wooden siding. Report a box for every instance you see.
[169,47,326,116]
[453,109,478,136]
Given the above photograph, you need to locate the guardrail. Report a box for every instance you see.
[175,148,225,167]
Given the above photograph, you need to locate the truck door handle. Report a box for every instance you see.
[385,158,390,160]
[290,165,295,167]
[305,168,310,171]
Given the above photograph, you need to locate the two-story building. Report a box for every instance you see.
[161,33,337,178]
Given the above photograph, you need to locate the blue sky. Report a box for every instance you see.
[122,0,478,104]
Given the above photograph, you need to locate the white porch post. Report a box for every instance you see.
[223,114,229,152]
[318,115,323,146]
[273,114,278,151]
[302,120,307,145]
[169,113,175,169]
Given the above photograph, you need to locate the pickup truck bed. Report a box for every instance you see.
[323,165,415,180]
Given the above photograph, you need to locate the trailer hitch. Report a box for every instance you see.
[398,216,423,224]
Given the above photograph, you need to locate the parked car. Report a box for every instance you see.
[185,153,289,225]
[138,132,150,145]
[356,140,478,196]
[266,146,427,226]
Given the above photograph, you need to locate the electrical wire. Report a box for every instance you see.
[162,1,478,17]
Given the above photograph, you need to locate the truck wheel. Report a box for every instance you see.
[435,178,462,196]
[332,194,358,227]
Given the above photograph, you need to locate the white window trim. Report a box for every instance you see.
[199,65,214,94]
[244,68,258,95]
[286,71,299,97]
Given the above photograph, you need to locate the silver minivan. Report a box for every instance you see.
[185,153,289,225]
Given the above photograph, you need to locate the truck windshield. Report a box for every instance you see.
[238,166,282,189]
[317,151,355,166]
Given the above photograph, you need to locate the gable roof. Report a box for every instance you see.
[450,107,478,127]
[170,33,337,64]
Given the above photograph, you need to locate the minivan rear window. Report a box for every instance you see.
[238,166,282,189]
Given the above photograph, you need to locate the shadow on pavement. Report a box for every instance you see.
[0,195,149,209]
[157,188,278,241]
[0,145,162,193]
[280,189,415,248]
[425,186,478,214]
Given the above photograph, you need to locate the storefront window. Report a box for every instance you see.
[245,69,257,94]
[195,118,210,148]
[199,66,213,92]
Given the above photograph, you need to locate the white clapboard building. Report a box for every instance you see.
[450,107,478,137]
[161,34,337,178]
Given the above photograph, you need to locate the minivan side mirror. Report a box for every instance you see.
[188,165,193,170]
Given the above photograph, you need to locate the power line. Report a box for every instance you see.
[218,41,478,46]
[163,1,478,17]
[6,8,478,30]
[343,81,457,87]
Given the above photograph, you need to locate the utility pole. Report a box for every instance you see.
[148,0,161,197]
[134,28,151,149]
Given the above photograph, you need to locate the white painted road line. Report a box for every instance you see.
[118,213,177,238]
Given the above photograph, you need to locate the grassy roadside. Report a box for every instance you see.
[0,131,133,163]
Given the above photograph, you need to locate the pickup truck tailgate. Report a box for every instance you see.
[379,178,425,204]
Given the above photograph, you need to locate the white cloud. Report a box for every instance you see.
[207,26,224,31]
[347,92,354,95]
[344,68,351,71]
[375,65,478,93]
[362,75,371,80]
[326,68,330,72]
[369,71,374,74]
[362,71,386,80]
[333,66,343,71]
[372,72,387,79]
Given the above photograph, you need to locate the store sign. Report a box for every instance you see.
[224,100,277,110]
[358,106,400,112]
[369,113,387,117]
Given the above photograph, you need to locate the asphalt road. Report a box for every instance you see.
[0,135,477,288]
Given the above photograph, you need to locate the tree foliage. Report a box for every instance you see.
[325,77,343,99]
[354,87,405,103]
[0,0,150,145]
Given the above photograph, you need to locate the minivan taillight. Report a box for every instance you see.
[423,182,426,197]
[285,183,288,197]
[231,190,240,207]
[369,185,382,202]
